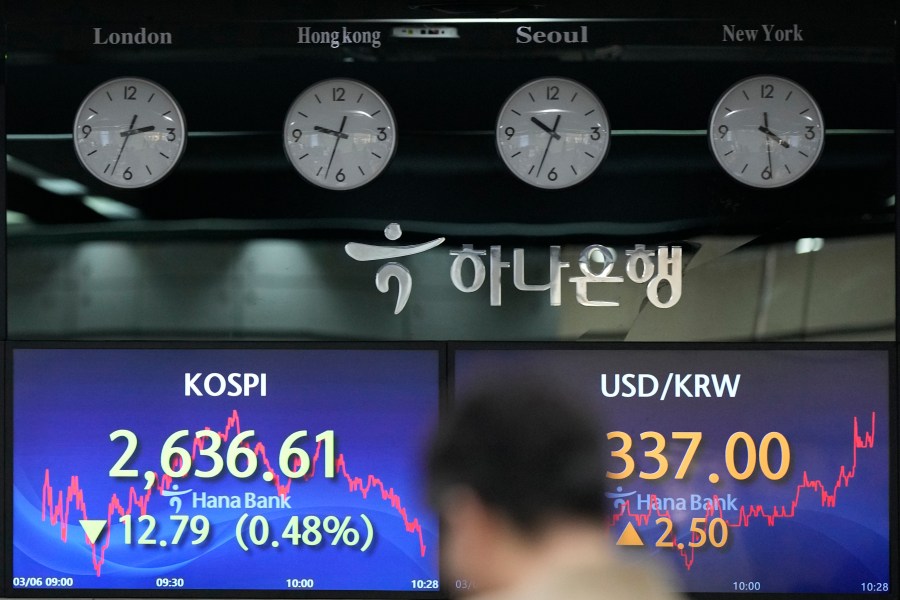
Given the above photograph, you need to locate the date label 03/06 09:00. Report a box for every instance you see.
[12,577,75,589]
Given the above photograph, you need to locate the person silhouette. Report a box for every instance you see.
[427,375,684,600]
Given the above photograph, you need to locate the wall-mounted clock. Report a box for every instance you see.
[73,77,187,188]
[496,77,610,189]
[283,79,397,190]
[709,75,824,188]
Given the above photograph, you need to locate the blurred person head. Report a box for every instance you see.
[427,375,614,594]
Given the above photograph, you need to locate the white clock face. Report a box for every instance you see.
[73,77,187,188]
[496,77,610,189]
[283,79,397,190]
[709,75,824,188]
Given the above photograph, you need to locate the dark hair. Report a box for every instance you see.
[427,376,611,533]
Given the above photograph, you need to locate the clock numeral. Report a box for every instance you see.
[377,127,388,141]
[760,84,774,99]
[124,85,137,100]
[547,167,558,181]
[504,126,515,140]
[804,126,816,140]
[123,167,134,181]
[332,87,346,102]
[717,124,729,139]
[335,168,346,182]
[761,166,773,180]
[166,128,177,142]
[546,85,559,101]
[81,125,92,139]
[590,126,601,141]
[291,128,303,142]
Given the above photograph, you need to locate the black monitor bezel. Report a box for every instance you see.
[2,340,448,599]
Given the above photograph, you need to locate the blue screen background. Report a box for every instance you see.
[453,348,891,594]
[12,348,441,592]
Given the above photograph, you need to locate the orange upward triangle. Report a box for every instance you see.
[616,522,644,546]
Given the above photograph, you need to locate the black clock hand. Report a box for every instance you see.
[531,116,561,141]
[763,112,773,174]
[535,114,561,178]
[120,125,156,137]
[314,125,350,140]
[111,114,138,176]
[324,115,348,181]
[757,125,790,148]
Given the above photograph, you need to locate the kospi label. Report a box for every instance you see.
[185,372,267,397]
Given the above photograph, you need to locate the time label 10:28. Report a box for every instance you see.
[607,431,790,481]
[108,429,336,480]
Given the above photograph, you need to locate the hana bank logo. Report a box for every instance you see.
[161,483,193,514]
[606,486,637,509]
[345,222,682,315]
[146,472,192,514]
[344,222,446,314]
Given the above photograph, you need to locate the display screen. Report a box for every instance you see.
[8,346,442,595]
[452,346,895,595]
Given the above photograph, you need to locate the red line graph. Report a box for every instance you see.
[610,413,878,570]
[39,409,428,576]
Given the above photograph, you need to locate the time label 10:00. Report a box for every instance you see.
[607,431,790,481]
[108,429,336,480]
